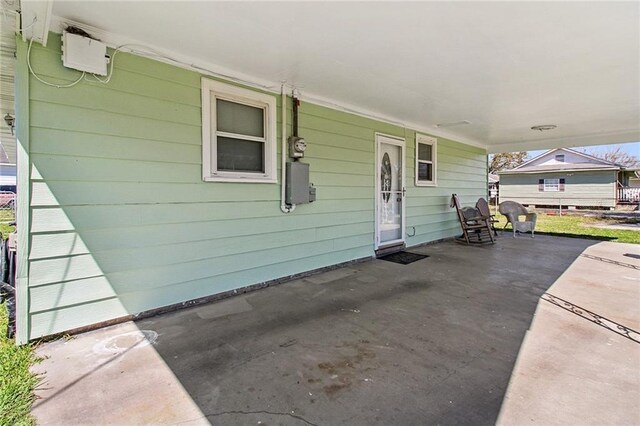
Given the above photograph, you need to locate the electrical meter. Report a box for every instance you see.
[288,136,307,159]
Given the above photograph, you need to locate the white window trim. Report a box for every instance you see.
[201,78,277,183]
[415,134,437,187]
[544,178,560,192]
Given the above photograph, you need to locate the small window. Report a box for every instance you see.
[555,154,565,162]
[415,134,437,186]
[201,79,277,182]
[544,178,560,191]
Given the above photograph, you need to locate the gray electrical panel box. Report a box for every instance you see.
[286,162,315,205]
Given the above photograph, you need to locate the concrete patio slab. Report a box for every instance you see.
[496,241,640,426]
[31,322,207,425]
[31,235,640,425]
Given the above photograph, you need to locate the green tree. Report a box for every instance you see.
[488,152,528,174]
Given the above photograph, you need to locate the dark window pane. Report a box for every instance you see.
[216,99,264,137]
[418,143,432,161]
[418,163,433,181]
[217,137,264,173]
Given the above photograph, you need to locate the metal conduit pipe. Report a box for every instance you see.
[280,84,295,213]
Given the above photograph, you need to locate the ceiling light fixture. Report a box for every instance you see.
[531,124,557,131]
[435,120,471,128]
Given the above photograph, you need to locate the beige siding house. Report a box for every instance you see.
[498,148,632,209]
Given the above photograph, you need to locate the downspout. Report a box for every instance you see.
[280,84,295,213]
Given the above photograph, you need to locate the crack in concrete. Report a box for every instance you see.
[204,410,319,426]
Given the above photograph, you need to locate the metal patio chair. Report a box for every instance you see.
[498,201,537,238]
[450,194,495,244]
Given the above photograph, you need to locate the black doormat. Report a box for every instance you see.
[378,251,429,265]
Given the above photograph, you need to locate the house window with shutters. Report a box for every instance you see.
[539,178,565,192]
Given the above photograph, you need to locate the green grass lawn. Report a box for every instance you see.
[0,223,15,240]
[0,208,15,240]
[0,209,15,222]
[493,212,640,244]
[0,304,42,425]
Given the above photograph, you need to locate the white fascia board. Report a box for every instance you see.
[21,0,53,46]
[49,15,488,152]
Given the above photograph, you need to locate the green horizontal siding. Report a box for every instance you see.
[22,34,486,339]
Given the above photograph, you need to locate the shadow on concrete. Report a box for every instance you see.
[530,231,617,241]
[136,235,598,425]
[498,229,617,242]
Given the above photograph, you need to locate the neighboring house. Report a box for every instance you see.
[628,169,640,188]
[498,148,638,209]
[620,167,640,203]
[10,33,488,343]
[0,163,16,192]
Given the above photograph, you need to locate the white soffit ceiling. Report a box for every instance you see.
[50,1,640,153]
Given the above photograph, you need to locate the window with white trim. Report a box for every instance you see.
[415,134,437,186]
[201,79,277,182]
[555,154,565,162]
[543,178,560,191]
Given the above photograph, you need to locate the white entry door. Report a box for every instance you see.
[375,134,406,250]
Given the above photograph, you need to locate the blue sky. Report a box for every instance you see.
[527,142,640,159]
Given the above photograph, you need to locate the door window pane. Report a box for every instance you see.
[216,99,264,137]
[379,142,403,244]
[217,137,265,172]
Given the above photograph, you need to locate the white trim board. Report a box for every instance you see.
[21,0,53,46]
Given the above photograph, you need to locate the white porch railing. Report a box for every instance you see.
[618,187,640,203]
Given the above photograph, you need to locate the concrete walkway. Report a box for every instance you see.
[31,235,640,425]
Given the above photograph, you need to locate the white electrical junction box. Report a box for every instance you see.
[61,32,108,76]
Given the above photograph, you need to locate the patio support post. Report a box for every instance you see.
[14,37,32,344]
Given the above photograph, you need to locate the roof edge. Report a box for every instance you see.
[499,166,620,175]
